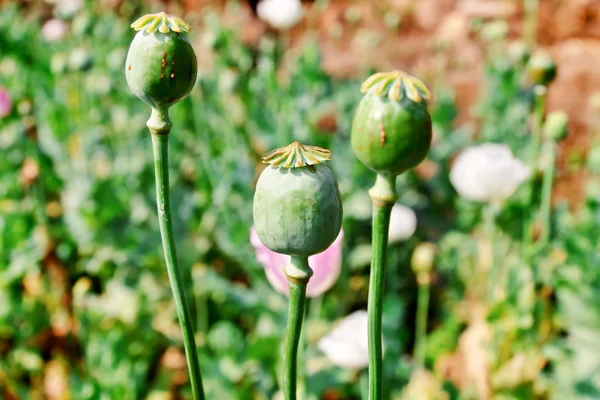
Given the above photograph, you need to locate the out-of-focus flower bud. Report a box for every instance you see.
[411,242,437,286]
[527,51,557,87]
[411,242,437,275]
[508,41,530,66]
[543,111,568,142]
[68,47,93,71]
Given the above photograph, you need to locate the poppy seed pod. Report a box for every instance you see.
[411,242,437,276]
[351,71,432,176]
[125,13,197,112]
[253,142,343,257]
[527,51,557,87]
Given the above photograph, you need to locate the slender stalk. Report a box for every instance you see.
[367,174,398,400]
[485,204,498,301]
[523,86,547,256]
[538,140,556,249]
[530,87,547,187]
[151,127,205,400]
[297,295,322,399]
[283,256,313,400]
[523,0,539,48]
[308,293,323,321]
[297,314,307,400]
[197,293,209,336]
[297,296,314,400]
[414,281,430,369]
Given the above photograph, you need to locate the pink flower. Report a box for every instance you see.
[250,227,344,297]
[0,86,12,118]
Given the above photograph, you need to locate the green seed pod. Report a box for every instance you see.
[253,142,343,257]
[544,111,568,142]
[527,51,557,87]
[125,12,197,112]
[351,71,432,176]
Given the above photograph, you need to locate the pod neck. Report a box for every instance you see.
[369,173,398,208]
[284,256,313,285]
[147,107,172,135]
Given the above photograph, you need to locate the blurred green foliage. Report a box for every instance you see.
[1,1,600,399]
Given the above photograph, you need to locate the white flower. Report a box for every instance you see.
[42,19,68,42]
[257,0,305,30]
[317,310,369,369]
[388,204,417,243]
[450,143,531,202]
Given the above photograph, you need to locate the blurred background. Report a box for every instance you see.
[1,0,600,399]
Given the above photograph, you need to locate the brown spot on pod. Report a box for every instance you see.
[127,65,132,71]
[379,123,386,146]
[161,49,167,78]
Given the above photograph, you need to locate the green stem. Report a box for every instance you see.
[530,87,547,179]
[297,316,307,400]
[298,295,323,399]
[308,293,323,321]
[523,86,546,256]
[197,293,209,337]
[538,140,556,249]
[297,299,311,400]
[367,173,398,400]
[414,282,430,370]
[485,204,498,301]
[283,256,312,400]
[151,131,205,400]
